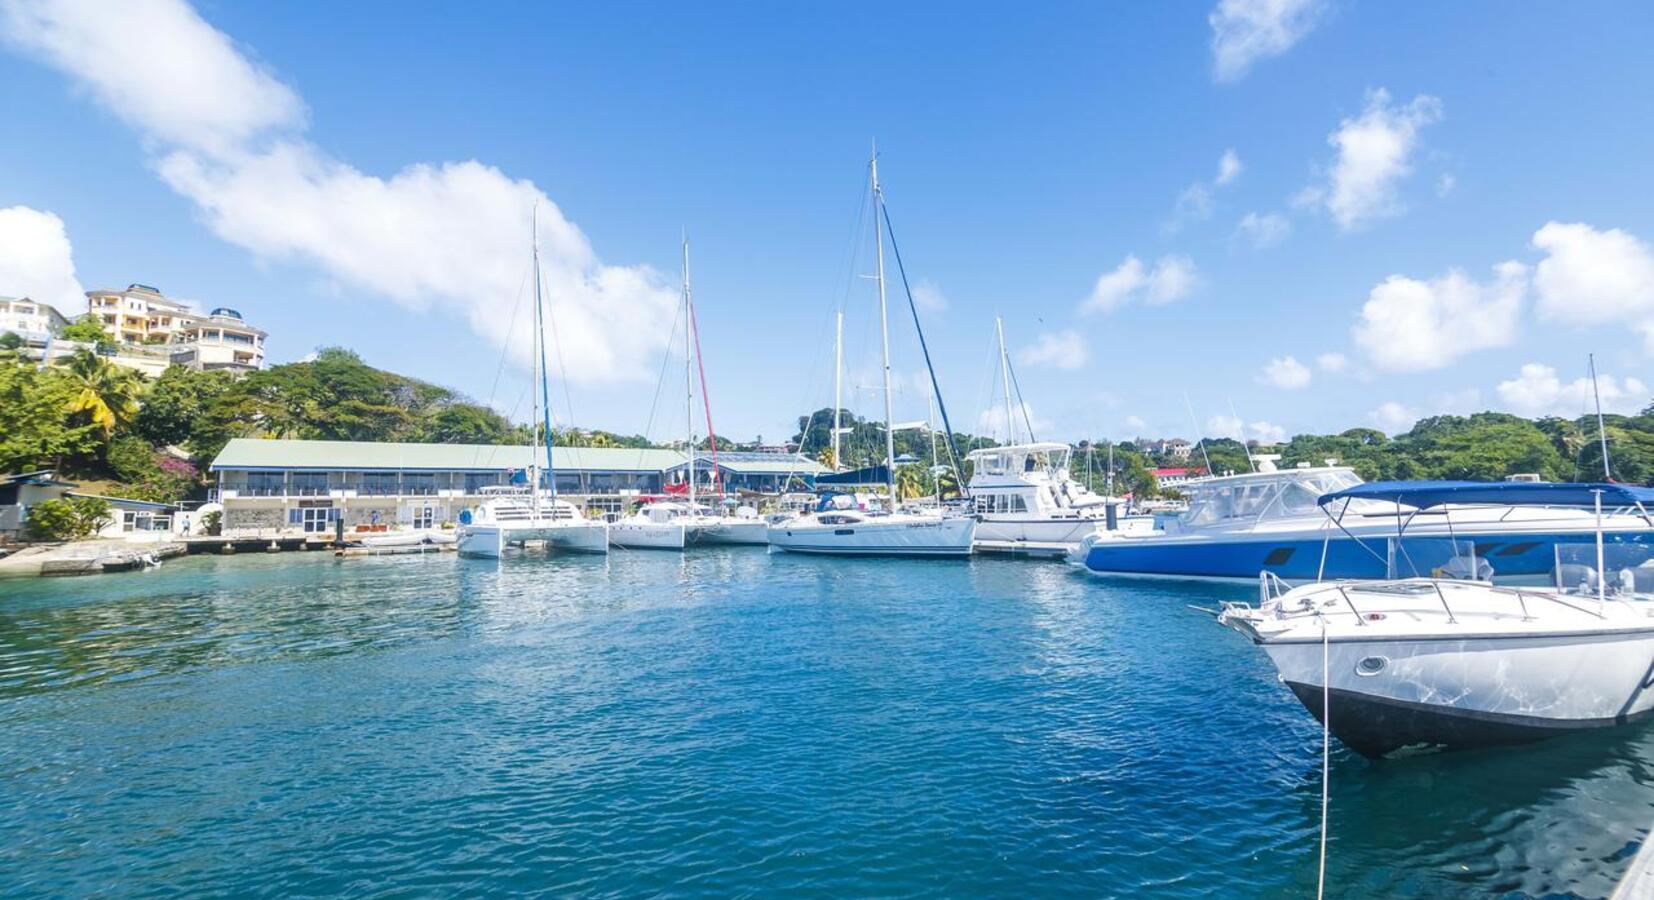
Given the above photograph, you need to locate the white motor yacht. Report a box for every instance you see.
[768,494,975,557]
[610,500,692,550]
[966,442,1153,546]
[1217,482,1654,757]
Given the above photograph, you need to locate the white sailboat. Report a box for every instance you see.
[768,150,976,558]
[457,216,608,558]
[611,239,767,549]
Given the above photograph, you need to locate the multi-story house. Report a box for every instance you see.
[0,296,69,347]
[168,308,267,371]
[85,284,267,373]
[87,283,198,345]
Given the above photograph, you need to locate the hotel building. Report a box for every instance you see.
[0,296,70,347]
[86,284,267,372]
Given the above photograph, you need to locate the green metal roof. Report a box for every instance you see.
[689,454,827,475]
[210,438,687,473]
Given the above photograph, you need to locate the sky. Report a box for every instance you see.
[3,0,1654,448]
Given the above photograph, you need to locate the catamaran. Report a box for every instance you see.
[1070,457,1654,582]
[457,217,608,558]
[768,150,976,557]
[1217,481,1654,757]
[610,239,768,550]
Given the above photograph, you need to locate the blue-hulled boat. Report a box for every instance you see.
[1070,461,1654,583]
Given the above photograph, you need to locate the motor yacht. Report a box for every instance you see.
[1071,458,1654,582]
[966,442,1153,546]
[768,493,975,557]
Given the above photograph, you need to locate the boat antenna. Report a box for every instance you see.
[1183,392,1214,476]
[1004,347,1038,444]
[871,145,898,505]
[1227,396,1257,473]
[877,166,970,498]
[1590,352,1612,481]
[995,316,1016,445]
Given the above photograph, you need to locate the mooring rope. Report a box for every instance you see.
[1318,621,1330,900]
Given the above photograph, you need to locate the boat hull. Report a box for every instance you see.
[693,519,769,545]
[1262,629,1654,757]
[457,522,610,558]
[1079,529,1654,582]
[609,522,688,550]
[768,517,976,557]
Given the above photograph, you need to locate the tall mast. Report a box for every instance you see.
[684,236,695,506]
[530,211,547,511]
[996,316,1015,445]
[871,146,897,504]
[1591,352,1612,481]
[832,310,843,470]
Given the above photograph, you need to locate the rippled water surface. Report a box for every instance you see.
[3,549,1653,897]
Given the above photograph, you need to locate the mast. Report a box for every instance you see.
[684,237,695,506]
[1591,353,1612,481]
[1106,442,1115,497]
[872,147,897,504]
[531,210,551,511]
[832,311,843,471]
[996,316,1016,445]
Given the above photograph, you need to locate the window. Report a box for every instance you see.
[290,472,328,495]
[361,472,400,495]
[412,506,436,529]
[245,472,284,496]
[402,473,435,495]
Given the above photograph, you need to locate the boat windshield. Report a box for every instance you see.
[969,445,1070,478]
[1182,469,1363,526]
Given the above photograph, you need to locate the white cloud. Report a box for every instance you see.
[1209,0,1326,82]
[1017,330,1089,371]
[1531,222,1654,347]
[2,0,675,384]
[1316,351,1348,373]
[1352,261,1527,372]
[1123,415,1148,432]
[911,279,949,312]
[1369,401,1416,434]
[1310,89,1443,230]
[978,401,1050,441]
[1495,363,1649,418]
[1205,414,1286,445]
[1081,254,1198,314]
[1235,211,1290,249]
[0,205,84,311]
[1257,355,1311,389]
[1216,149,1244,185]
[1436,173,1456,197]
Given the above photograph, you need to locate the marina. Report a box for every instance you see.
[6,548,1654,897]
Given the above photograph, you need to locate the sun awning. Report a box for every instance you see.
[1318,480,1654,510]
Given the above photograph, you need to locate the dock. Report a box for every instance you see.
[1614,828,1654,898]
[972,540,1074,560]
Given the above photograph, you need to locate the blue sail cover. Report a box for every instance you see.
[1319,480,1654,510]
[816,465,891,487]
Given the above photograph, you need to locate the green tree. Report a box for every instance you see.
[62,349,142,436]
[423,403,511,444]
[26,496,111,541]
[135,365,236,448]
[0,359,98,471]
[59,315,114,351]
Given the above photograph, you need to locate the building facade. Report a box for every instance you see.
[209,439,825,534]
[0,296,70,347]
[86,285,267,372]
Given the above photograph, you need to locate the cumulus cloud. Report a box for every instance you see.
[1209,0,1326,82]
[1304,89,1443,230]
[1531,222,1654,347]
[1017,330,1089,371]
[1081,254,1198,314]
[1257,355,1311,389]
[1216,149,1243,185]
[911,279,949,312]
[1369,401,1416,434]
[1495,363,1649,418]
[1352,261,1527,372]
[1206,414,1287,445]
[0,205,84,310]
[1316,351,1348,373]
[1123,414,1148,432]
[1,0,675,383]
[1235,211,1290,249]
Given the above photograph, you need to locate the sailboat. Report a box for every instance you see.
[768,151,976,557]
[456,216,609,557]
[610,239,767,550]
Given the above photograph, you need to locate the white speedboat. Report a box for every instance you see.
[966,442,1153,546]
[609,501,691,550]
[1217,482,1654,757]
[692,504,769,545]
[768,496,975,557]
[459,487,608,556]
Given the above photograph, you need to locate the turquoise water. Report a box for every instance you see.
[2,549,1653,897]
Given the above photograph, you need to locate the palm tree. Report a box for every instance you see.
[63,349,142,436]
[587,431,615,448]
[815,447,837,470]
[895,463,924,500]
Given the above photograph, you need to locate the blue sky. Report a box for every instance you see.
[3,0,1654,446]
